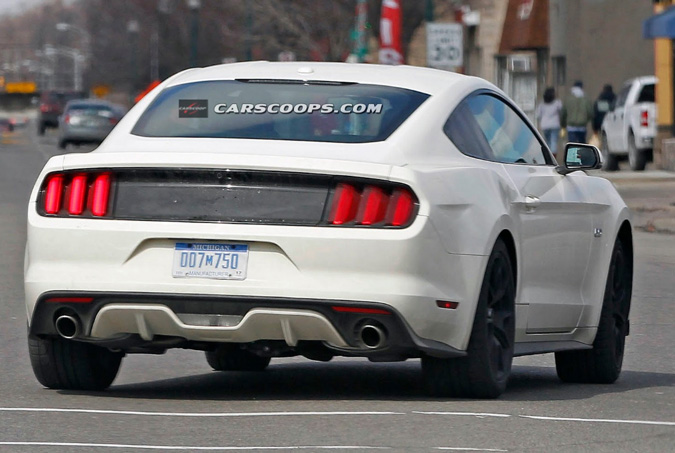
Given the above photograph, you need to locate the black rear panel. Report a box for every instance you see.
[113,170,331,225]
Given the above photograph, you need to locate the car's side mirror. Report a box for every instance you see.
[556,142,603,175]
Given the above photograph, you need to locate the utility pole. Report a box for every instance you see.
[426,0,435,22]
[187,0,201,67]
[127,20,140,102]
[245,2,253,61]
[353,0,368,62]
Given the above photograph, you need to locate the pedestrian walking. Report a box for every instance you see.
[561,80,593,144]
[592,84,616,134]
[535,87,563,156]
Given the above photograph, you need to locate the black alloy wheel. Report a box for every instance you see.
[555,238,632,383]
[422,239,515,398]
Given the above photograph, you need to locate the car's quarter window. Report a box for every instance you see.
[131,80,429,143]
[445,93,548,165]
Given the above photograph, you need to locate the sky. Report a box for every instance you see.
[0,0,46,17]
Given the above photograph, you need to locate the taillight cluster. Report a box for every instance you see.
[640,109,649,128]
[326,182,416,227]
[41,172,113,217]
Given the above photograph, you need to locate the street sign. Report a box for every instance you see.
[92,85,111,98]
[5,81,37,94]
[426,23,463,69]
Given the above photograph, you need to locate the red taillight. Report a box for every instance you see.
[42,171,113,217]
[387,189,415,227]
[40,105,50,113]
[91,173,111,216]
[436,300,459,310]
[67,174,88,215]
[332,306,391,315]
[356,186,389,225]
[327,182,416,227]
[46,297,94,303]
[328,183,360,225]
[641,110,649,128]
[44,174,64,214]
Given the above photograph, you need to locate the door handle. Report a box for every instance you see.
[524,195,541,213]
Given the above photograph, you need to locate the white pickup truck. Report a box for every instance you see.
[600,76,657,171]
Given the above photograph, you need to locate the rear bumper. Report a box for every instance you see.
[29,292,466,359]
[25,211,487,353]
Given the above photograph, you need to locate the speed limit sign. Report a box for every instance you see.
[427,23,463,69]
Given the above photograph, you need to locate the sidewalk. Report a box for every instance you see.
[590,167,675,234]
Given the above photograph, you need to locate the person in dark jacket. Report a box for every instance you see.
[592,84,616,134]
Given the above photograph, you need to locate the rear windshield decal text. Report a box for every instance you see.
[212,103,383,115]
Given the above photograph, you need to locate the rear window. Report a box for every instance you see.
[637,83,655,103]
[131,80,429,143]
[68,104,114,116]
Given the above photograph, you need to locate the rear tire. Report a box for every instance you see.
[38,123,46,136]
[28,336,122,391]
[601,132,620,171]
[627,132,647,171]
[58,140,68,149]
[555,238,631,383]
[206,345,271,372]
[422,239,515,398]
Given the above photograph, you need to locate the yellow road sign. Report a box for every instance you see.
[92,85,111,98]
[5,81,37,94]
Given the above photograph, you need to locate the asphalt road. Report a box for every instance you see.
[0,121,673,452]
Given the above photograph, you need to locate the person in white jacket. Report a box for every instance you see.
[535,87,563,157]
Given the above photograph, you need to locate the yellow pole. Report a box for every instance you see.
[655,1,673,128]
[653,1,675,168]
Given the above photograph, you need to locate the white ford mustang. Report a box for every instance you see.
[25,62,633,398]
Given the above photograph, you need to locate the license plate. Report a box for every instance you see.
[172,243,248,280]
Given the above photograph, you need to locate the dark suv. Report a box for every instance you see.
[37,90,86,135]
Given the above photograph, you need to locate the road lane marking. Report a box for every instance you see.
[414,411,511,418]
[0,407,403,417]
[414,411,675,427]
[436,449,508,452]
[0,443,388,450]
[519,414,675,427]
[1,407,673,427]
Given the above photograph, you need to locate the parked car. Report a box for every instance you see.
[0,118,14,132]
[600,76,657,171]
[37,90,86,135]
[57,99,125,149]
[26,62,633,398]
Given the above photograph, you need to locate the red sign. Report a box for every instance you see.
[379,0,403,65]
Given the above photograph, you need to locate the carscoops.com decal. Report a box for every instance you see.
[212,103,383,115]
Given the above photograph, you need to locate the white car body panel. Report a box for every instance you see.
[25,62,631,360]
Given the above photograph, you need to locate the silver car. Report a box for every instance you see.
[58,99,125,149]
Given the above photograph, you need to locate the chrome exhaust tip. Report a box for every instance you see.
[358,324,387,349]
[55,314,80,339]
